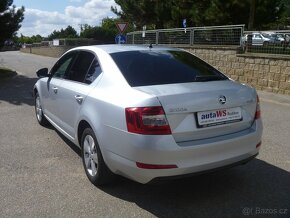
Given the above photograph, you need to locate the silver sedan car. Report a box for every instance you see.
[34,45,263,185]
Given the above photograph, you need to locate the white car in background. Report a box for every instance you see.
[242,33,273,46]
[34,45,263,185]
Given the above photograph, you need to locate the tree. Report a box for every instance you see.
[101,17,118,31]
[112,0,289,30]
[15,34,43,44]
[80,17,134,43]
[275,0,290,29]
[248,0,256,30]
[112,0,174,29]
[31,34,43,43]
[48,25,78,40]
[80,21,116,44]
[0,0,25,47]
[261,0,290,29]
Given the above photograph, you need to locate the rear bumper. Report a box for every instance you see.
[149,153,258,184]
[104,119,262,184]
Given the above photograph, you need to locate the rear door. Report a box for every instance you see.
[253,34,263,45]
[41,51,77,127]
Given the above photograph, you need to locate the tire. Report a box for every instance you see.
[81,128,114,186]
[35,92,50,126]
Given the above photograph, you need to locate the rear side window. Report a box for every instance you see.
[84,59,102,84]
[110,50,228,87]
[66,51,95,83]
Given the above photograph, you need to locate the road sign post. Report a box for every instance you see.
[142,25,146,38]
[115,22,128,44]
[115,34,126,44]
[183,19,187,33]
[115,22,128,33]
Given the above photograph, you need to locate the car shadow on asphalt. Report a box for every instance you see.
[99,159,290,218]
[53,122,290,217]
[55,129,82,158]
[0,74,37,106]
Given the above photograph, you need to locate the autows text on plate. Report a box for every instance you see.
[197,107,242,128]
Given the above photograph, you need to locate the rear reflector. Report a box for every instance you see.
[125,106,171,135]
[255,95,261,119]
[136,162,178,169]
[256,142,262,148]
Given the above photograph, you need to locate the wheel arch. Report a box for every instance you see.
[77,120,92,147]
[33,82,42,98]
[33,86,38,96]
[76,118,114,170]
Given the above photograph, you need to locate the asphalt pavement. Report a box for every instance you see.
[0,51,289,218]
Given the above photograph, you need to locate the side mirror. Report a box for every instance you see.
[36,68,49,78]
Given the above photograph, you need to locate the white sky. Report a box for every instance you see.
[13,0,120,37]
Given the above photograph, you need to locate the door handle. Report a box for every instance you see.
[75,95,83,104]
[52,87,58,94]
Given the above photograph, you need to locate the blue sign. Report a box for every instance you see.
[182,19,187,28]
[115,34,126,44]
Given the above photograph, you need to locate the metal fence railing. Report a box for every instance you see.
[127,25,245,46]
[127,25,290,55]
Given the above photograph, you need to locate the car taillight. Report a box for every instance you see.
[125,106,171,135]
[255,95,261,120]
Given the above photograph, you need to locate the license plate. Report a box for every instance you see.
[197,107,242,128]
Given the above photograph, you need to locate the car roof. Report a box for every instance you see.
[73,44,181,54]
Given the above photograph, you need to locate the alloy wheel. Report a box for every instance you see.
[83,135,98,176]
[35,95,42,122]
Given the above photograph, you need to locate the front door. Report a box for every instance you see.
[43,51,78,128]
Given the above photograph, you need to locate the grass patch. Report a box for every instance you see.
[0,67,17,79]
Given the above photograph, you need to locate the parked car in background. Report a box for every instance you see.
[242,33,274,46]
[268,33,286,44]
[34,45,263,186]
[285,34,290,43]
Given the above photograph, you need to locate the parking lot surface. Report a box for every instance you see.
[0,51,289,218]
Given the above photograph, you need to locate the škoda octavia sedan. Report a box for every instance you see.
[34,45,262,185]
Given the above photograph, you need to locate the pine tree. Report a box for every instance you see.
[112,0,288,30]
[0,0,24,47]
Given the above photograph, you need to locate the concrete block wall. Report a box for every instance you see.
[20,46,72,58]
[186,47,290,95]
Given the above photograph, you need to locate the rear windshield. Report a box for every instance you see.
[110,50,228,87]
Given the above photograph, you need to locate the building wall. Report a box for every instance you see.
[185,47,290,95]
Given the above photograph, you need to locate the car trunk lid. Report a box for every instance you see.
[135,80,257,142]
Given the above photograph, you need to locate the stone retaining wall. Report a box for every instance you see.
[20,45,290,95]
[185,47,290,95]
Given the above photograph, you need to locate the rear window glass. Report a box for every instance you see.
[110,50,228,87]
